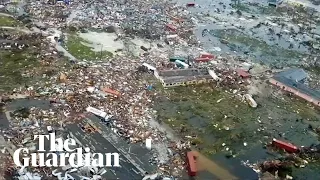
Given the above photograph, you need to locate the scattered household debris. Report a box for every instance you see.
[244,94,258,108]
[0,0,320,179]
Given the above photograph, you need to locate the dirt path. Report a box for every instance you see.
[0,13,13,17]
[0,26,31,33]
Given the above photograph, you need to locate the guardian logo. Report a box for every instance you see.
[13,133,120,167]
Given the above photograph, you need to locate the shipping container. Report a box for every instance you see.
[272,139,299,153]
[86,106,107,119]
[187,151,197,177]
[200,53,215,59]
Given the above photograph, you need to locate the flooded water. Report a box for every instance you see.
[0,111,9,129]
[177,0,320,67]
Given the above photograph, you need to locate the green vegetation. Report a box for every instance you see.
[280,96,320,121]
[0,50,39,91]
[0,16,19,26]
[154,84,259,155]
[65,34,113,61]
[0,46,74,92]
[153,80,320,157]
[306,66,320,75]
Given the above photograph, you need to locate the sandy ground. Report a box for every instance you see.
[79,32,124,53]
[78,31,155,56]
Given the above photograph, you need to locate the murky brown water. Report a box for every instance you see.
[192,151,238,180]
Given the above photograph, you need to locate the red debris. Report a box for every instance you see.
[186,151,197,177]
[200,53,215,59]
[272,138,299,153]
[102,87,121,97]
[166,24,177,32]
[236,69,251,78]
[186,3,195,7]
[194,57,211,63]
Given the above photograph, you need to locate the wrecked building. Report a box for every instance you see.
[269,68,320,106]
[155,68,214,87]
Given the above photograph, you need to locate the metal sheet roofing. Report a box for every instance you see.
[163,75,212,84]
[159,68,208,77]
[273,75,320,100]
[275,68,308,82]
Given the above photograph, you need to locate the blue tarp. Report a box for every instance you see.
[147,85,153,90]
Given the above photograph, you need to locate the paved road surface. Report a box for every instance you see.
[67,123,143,179]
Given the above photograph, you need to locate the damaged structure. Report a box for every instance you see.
[155,68,214,87]
[1,0,320,178]
[269,68,320,107]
